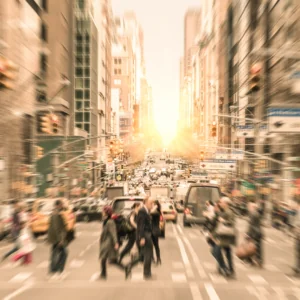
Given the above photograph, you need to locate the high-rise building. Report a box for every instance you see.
[0,0,41,199]
[112,12,148,142]
[37,0,74,136]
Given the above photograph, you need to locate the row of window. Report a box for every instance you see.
[114,79,121,85]
[114,69,122,75]
[75,78,90,88]
[75,89,90,99]
[76,101,91,110]
[75,112,90,122]
[114,58,122,64]
[76,123,90,133]
[76,67,90,77]
[76,45,90,54]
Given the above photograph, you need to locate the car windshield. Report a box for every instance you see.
[0,206,11,218]
[113,200,142,213]
[162,203,174,211]
[37,201,56,213]
[187,187,220,204]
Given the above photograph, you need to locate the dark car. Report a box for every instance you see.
[183,184,221,227]
[111,196,166,238]
[75,204,102,222]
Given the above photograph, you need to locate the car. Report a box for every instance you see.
[30,198,76,238]
[111,196,166,238]
[0,205,13,240]
[75,204,102,222]
[161,202,177,223]
[183,184,221,227]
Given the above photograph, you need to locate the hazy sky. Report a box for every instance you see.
[112,0,200,139]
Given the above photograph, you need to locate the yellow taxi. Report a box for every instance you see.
[30,198,75,238]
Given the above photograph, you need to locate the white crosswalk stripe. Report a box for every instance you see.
[69,259,85,268]
[9,272,32,283]
[171,273,187,282]
[248,275,268,285]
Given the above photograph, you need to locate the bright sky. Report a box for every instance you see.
[112,0,200,143]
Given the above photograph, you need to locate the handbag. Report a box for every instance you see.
[215,223,235,237]
[66,229,76,244]
[236,240,257,259]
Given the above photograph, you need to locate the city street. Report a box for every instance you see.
[0,216,298,300]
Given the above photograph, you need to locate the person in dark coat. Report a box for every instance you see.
[47,200,68,280]
[99,206,125,279]
[151,200,162,265]
[119,202,141,263]
[246,202,264,267]
[215,197,236,277]
[125,196,154,280]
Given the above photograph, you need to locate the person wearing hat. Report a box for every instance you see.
[99,206,125,279]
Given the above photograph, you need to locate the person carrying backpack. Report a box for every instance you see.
[119,202,141,263]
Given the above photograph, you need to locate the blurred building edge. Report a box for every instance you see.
[180,0,300,203]
[0,0,42,200]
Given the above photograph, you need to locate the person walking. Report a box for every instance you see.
[215,197,236,278]
[47,200,68,280]
[12,220,35,265]
[2,200,21,262]
[291,201,300,276]
[99,206,125,280]
[151,200,162,265]
[119,202,141,263]
[246,202,264,268]
[125,196,154,280]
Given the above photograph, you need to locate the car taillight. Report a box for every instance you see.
[184,208,190,215]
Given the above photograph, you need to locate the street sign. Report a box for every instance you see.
[268,107,300,133]
[236,124,267,138]
[199,160,237,171]
[230,150,244,160]
[106,162,115,173]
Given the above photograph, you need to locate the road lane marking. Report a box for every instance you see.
[248,275,268,285]
[3,282,33,300]
[176,224,183,235]
[69,259,84,268]
[183,237,207,279]
[265,264,280,272]
[173,224,194,279]
[204,283,220,300]
[189,282,203,300]
[9,272,32,283]
[273,287,288,300]
[172,261,184,269]
[171,273,187,282]
[131,273,144,282]
[209,274,227,284]
[256,287,269,300]
[89,272,99,282]
[37,261,48,268]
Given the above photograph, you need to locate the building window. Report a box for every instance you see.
[75,78,83,88]
[76,123,83,129]
[75,112,83,122]
[78,0,85,9]
[76,101,83,110]
[85,56,90,64]
[41,23,47,42]
[114,58,118,64]
[114,79,121,85]
[84,112,90,122]
[85,68,90,76]
[84,79,90,88]
[118,58,122,64]
[75,68,83,76]
[75,90,83,99]
[84,123,90,133]
[84,101,90,108]
[114,69,118,75]
[118,69,121,75]
[84,90,90,99]
[42,0,47,11]
[76,56,83,66]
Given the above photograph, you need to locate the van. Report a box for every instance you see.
[183,184,221,227]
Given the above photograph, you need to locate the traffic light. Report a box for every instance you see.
[248,63,261,94]
[37,113,51,134]
[36,146,44,159]
[200,151,204,161]
[211,121,217,137]
[0,56,18,90]
[50,114,59,134]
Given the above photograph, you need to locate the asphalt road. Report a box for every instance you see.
[0,214,298,300]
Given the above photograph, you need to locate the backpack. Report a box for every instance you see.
[112,214,134,237]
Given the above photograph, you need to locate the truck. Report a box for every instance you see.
[105,182,128,201]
